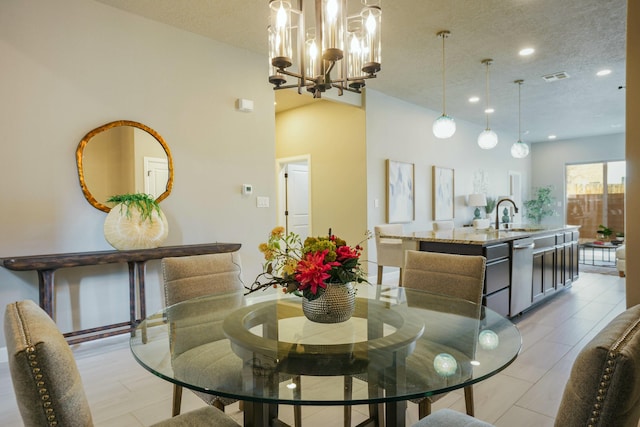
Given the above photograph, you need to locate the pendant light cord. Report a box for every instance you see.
[441,33,446,115]
[517,80,522,141]
[485,62,490,129]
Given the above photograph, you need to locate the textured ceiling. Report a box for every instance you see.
[94,0,627,143]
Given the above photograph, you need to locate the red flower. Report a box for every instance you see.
[336,245,359,261]
[295,250,338,295]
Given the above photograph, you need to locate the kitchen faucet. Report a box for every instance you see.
[495,198,519,229]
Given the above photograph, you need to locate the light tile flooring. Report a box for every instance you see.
[0,270,628,426]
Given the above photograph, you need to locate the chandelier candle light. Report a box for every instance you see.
[432,30,456,139]
[268,0,382,98]
[511,80,530,158]
[477,59,498,149]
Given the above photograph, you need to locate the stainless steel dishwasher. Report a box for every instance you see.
[510,237,535,315]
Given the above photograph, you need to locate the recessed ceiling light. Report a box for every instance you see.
[548,135,557,140]
[596,69,612,77]
[469,96,480,103]
[519,47,535,56]
[484,108,494,114]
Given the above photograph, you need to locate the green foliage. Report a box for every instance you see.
[107,193,161,223]
[523,186,557,224]
[598,224,614,237]
[484,196,497,215]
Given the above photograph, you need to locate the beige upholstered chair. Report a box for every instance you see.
[413,304,640,427]
[432,220,455,231]
[161,252,244,416]
[374,224,405,284]
[4,299,239,427]
[402,250,486,419]
[616,243,626,277]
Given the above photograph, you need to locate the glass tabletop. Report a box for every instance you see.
[130,285,521,406]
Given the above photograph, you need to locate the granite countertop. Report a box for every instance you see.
[382,225,580,245]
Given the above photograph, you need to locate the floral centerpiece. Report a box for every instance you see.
[247,227,370,302]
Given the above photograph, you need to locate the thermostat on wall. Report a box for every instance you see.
[242,184,253,195]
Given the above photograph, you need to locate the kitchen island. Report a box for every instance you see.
[382,225,580,317]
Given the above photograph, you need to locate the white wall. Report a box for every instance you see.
[0,0,277,346]
[530,133,625,224]
[364,90,532,258]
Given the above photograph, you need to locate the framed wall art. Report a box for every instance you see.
[386,159,415,223]
[432,166,455,220]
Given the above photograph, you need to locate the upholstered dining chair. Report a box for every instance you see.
[161,252,244,417]
[413,303,640,427]
[4,299,240,427]
[374,224,405,285]
[432,220,455,231]
[402,250,487,419]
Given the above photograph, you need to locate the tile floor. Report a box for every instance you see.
[0,270,628,426]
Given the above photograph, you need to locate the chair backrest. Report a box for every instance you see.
[4,300,94,427]
[162,251,243,306]
[402,250,486,307]
[374,224,404,267]
[555,304,640,427]
[432,220,455,231]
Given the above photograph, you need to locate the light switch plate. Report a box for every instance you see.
[257,196,270,208]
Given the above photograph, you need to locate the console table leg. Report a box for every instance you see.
[127,262,136,335]
[136,261,148,343]
[37,269,56,318]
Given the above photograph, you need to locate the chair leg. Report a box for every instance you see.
[398,268,403,286]
[294,376,302,427]
[464,385,474,416]
[377,265,384,284]
[213,399,225,411]
[172,384,183,417]
[418,398,431,419]
[344,376,352,427]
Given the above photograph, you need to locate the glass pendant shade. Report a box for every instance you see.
[511,140,530,158]
[433,114,456,139]
[478,129,498,149]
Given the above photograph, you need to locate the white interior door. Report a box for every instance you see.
[278,158,311,240]
[144,157,169,198]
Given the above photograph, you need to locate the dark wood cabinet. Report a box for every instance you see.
[417,226,579,318]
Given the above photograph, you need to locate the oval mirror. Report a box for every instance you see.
[76,120,174,212]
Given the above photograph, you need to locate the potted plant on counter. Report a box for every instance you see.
[103,193,169,250]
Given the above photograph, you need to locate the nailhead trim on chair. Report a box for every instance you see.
[26,344,58,426]
[588,317,640,427]
[16,302,58,427]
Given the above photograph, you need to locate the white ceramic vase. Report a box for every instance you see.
[103,203,168,250]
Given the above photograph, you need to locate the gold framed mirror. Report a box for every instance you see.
[76,120,174,213]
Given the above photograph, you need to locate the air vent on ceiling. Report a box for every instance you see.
[542,71,570,82]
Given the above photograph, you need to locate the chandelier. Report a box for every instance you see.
[268,0,382,98]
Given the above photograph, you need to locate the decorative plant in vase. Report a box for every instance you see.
[597,224,614,241]
[523,185,557,224]
[484,196,497,217]
[103,193,168,250]
[247,227,370,323]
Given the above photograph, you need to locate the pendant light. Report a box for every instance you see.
[432,30,456,139]
[477,59,498,149]
[511,80,530,158]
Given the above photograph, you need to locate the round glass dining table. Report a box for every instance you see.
[130,285,521,427]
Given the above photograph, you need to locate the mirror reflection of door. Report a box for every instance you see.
[144,157,169,199]
[278,157,311,241]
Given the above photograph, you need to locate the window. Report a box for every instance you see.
[566,161,625,239]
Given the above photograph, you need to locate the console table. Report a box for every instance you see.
[1,242,241,344]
